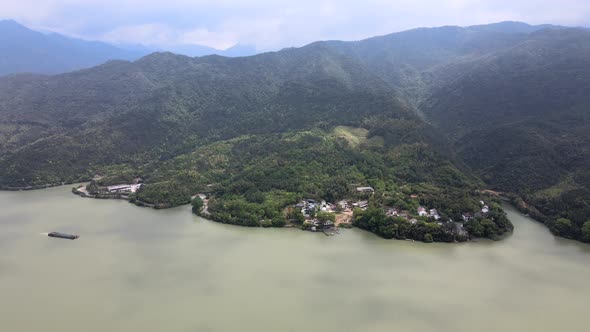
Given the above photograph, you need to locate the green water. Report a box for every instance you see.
[1,186,589,332]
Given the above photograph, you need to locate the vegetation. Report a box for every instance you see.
[416,28,590,243]
[353,197,511,242]
[191,196,203,214]
[353,208,461,242]
[0,22,586,242]
[135,182,191,208]
[206,192,298,228]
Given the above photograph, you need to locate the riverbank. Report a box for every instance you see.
[0,179,90,191]
[72,185,156,208]
[69,184,511,243]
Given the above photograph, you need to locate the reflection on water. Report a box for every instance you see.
[1,186,589,332]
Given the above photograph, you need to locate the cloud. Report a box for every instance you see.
[1,0,589,50]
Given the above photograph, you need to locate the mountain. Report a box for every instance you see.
[1,21,588,241]
[0,20,259,76]
[0,38,505,241]
[165,43,258,57]
[419,27,590,240]
[0,46,436,185]
[0,20,147,76]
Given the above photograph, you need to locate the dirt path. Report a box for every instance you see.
[335,210,353,226]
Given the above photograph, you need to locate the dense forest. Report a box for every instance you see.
[419,28,590,242]
[0,22,588,242]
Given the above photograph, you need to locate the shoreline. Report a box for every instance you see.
[72,185,157,208]
[0,180,90,191]
[66,184,512,243]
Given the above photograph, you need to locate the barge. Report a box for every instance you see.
[48,232,79,240]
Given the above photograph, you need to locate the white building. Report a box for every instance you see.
[417,206,428,217]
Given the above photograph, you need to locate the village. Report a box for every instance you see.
[74,179,492,240]
[294,186,492,237]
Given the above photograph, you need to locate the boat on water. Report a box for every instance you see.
[48,232,79,240]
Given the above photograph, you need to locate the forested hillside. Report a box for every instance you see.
[0,21,587,241]
[420,28,590,242]
[0,44,416,187]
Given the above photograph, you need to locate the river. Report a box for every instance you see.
[1,186,589,332]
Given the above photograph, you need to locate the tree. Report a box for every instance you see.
[271,216,287,227]
[245,190,265,204]
[260,220,273,228]
[191,196,204,214]
[381,225,398,239]
[316,211,336,223]
[551,218,574,238]
[291,210,305,224]
[466,219,484,238]
[86,181,100,194]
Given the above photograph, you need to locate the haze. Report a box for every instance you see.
[1,0,589,51]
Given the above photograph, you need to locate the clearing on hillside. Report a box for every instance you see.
[332,126,384,148]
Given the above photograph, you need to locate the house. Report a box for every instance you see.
[356,186,375,193]
[337,200,348,210]
[462,213,474,222]
[409,218,418,224]
[107,183,142,193]
[399,211,410,219]
[417,206,428,217]
[386,208,399,217]
[107,184,131,193]
[312,219,334,230]
[429,209,441,220]
[482,205,490,214]
[319,200,332,212]
[352,201,368,208]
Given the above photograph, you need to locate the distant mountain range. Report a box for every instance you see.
[0,21,588,242]
[163,43,257,58]
[0,20,258,76]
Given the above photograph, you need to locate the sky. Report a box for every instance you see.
[1,0,589,51]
